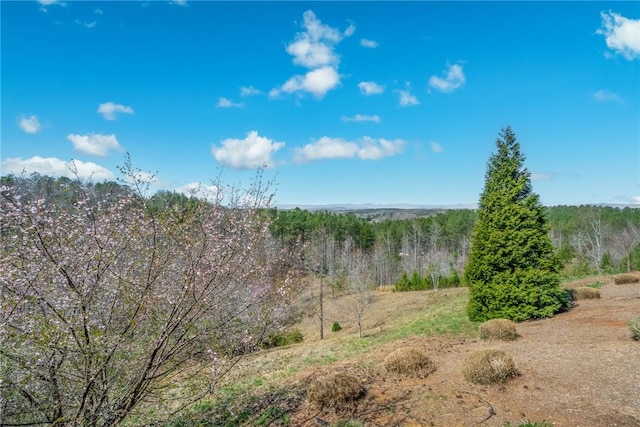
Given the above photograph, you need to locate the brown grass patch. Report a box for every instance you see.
[306,372,364,410]
[462,349,520,385]
[383,347,436,378]
[630,316,640,341]
[478,319,518,341]
[569,287,601,300]
[614,273,640,285]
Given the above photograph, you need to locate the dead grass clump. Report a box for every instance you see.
[614,273,640,285]
[462,349,520,385]
[383,347,436,378]
[569,287,601,300]
[306,372,364,410]
[478,319,518,341]
[630,316,640,341]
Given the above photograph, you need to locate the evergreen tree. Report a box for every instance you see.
[465,127,569,321]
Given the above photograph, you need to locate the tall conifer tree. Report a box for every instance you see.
[465,127,569,321]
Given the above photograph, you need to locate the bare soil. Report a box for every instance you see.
[222,277,640,426]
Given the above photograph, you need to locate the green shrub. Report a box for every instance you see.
[630,316,640,341]
[568,287,601,300]
[332,322,342,332]
[262,328,304,349]
[614,273,640,285]
[586,281,602,289]
[462,349,519,385]
[479,319,518,341]
[306,372,364,410]
[383,347,436,378]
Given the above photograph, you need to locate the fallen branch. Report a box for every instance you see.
[461,391,495,424]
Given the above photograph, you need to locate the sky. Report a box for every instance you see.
[1,1,639,207]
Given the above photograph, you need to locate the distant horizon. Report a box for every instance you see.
[2,2,639,207]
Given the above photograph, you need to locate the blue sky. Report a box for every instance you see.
[2,1,639,207]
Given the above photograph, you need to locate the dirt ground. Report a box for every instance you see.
[283,279,640,426]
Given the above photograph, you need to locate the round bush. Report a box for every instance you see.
[462,349,519,385]
[630,316,640,341]
[306,372,364,409]
[383,347,436,378]
[569,287,601,300]
[478,319,518,341]
[332,322,342,332]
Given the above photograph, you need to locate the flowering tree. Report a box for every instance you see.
[0,164,300,426]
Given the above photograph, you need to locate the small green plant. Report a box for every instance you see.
[383,347,436,378]
[306,372,364,410]
[614,273,640,285]
[263,328,304,349]
[332,322,342,332]
[332,419,365,427]
[586,281,602,289]
[478,319,518,341]
[568,287,601,300]
[462,349,519,385]
[630,316,640,341]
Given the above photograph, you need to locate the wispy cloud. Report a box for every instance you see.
[341,114,381,123]
[271,66,340,99]
[97,102,134,120]
[593,89,623,103]
[358,81,385,95]
[211,131,284,169]
[171,0,187,6]
[2,156,114,180]
[37,0,66,12]
[75,19,96,28]
[632,196,640,204]
[396,89,419,106]
[360,38,378,48]
[94,8,103,14]
[240,86,261,97]
[272,10,352,99]
[597,11,640,60]
[174,182,220,202]
[294,136,404,163]
[531,172,554,181]
[67,133,121,156]
[18,115,41,134]
[216,97,243,108]
[428,63,466,93]
[430,142,443,153]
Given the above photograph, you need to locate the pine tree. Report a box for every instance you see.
[465,127,570,321]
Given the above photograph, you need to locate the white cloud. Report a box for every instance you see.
[597,11,640,60]
[428,63,466,93]
[212,131,284,169]
[75,19,96,28]
[357,81,385,95]
[94,8,103,14]
[172,0,187,5]
[274,66,340,99]
[341,114,381,123]
[18,115,41,134]
[396,90,419,106]
[2,156,114,180]
[593,89,623,103]
[430,142,443,153]
[240,86,261,97]
[294,136,404,163]
[97,102,134,120]
[632,196,640,204]
[67,133,121,157]
[37,0,66,11]
[273,11,351,100]
[360,38,378,48]
[174,182,220,201]
[286,10,347,69]
[216,97,243,108]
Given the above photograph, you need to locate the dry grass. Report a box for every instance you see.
[383,347,437,378]
[614,273,640,285]
[569,287,601,300]
[478,319,518,341]
[630,316,640,341]
[462,349,520,385]
[306,372,364,410]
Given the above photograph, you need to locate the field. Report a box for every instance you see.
[170,276,640,427]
